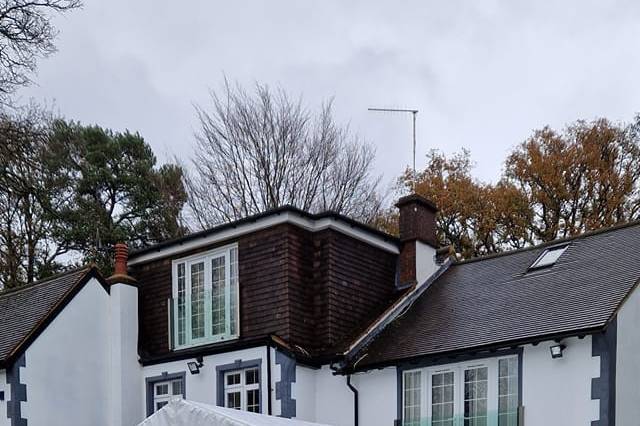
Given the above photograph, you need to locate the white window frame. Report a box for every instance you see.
[152,378,184,413]
[427,367,458,426]
[529,245,568,270]
[402,369,423,425]
[172,244,239,349]
[402,355,518,426]
[224,368,260,412]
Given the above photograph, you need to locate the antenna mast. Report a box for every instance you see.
[368,107,419,190]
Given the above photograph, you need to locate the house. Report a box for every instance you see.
[1,194,639,426]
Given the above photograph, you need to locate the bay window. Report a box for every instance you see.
[402,356,519,426]
[171,244,239,349]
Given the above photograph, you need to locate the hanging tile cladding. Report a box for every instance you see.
[132,223,398,361]
[311,229,399,354]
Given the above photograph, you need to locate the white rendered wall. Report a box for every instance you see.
[522,336,599,426]
[20,278,111,426]
[110,283,143,425]
[314,365,353,426]
[353,367,397,426]
[292,365,316,422]
[309,365,397,426]
[141,346,271,417]
[415,241,438,284]
[0,369,7,426]
[616,285,640,424]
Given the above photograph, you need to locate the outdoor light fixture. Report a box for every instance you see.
[187,356,204,375]
[550,344,566,359]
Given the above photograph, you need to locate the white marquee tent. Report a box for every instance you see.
[138,399,333,426]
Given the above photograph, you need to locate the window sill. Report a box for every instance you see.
[173,335,240,351]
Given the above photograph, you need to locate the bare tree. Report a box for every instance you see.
[0,0,81,100]
[0,103,69,289]
[187,81,382,228]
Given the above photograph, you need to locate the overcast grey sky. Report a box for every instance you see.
[17,0,640,188]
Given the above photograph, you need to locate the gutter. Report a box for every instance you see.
[347,325,606,373]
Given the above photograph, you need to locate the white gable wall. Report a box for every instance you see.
[19,277,111,426]
[522,336,600,425]
[616,282,640,424]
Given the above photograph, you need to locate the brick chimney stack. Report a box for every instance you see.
[396,194,439,286]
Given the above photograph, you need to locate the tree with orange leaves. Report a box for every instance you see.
[385,115,640,259]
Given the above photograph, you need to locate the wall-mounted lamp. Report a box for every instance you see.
[550,344,566,359]
[187,356,204,375]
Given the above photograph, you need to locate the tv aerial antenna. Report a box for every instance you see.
[368,107,419,189]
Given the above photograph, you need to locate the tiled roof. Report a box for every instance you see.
[357,221,640,369]
[0,267,99,366]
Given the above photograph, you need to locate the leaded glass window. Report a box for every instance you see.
[172,245,239,348]
[464,367,488,426]
[403,370,422,425]
[401,357,520,426]
[211,255,226,335]
[498,357,519,426]
[190,262,205,339]
[432,371,455,426]
[176,263,186,346]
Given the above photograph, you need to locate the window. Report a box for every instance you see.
[431,370,455,426]
[224,368,260,413]
[171,245,239,348]
[402,356,519,426]
[498,357,519,426]
[403,371,422,425]
[529,245,568,270]
[463,367,488,426]
[151,377,184,413]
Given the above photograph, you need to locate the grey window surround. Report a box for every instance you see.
[275,350,297,418]
[145,371,187,416]
[216,359,263,413]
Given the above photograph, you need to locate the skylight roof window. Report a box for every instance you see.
[529,245,569,270]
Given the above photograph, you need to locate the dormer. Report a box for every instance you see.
[128,207,400,362]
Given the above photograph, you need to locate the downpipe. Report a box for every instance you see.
[266,343,273,415]
[346,375,359,426]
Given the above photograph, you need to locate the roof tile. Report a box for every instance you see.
[0,268,92,363]
[358,222,640,368]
